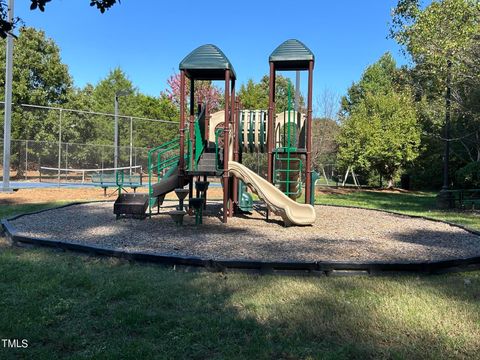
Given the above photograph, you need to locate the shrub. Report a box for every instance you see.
[455,162,480,189]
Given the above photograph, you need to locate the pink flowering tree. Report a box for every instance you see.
[165,73,223,115]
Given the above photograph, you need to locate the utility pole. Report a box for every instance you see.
[2,0,14,192]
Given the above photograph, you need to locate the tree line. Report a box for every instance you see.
[336,0,479,189]
[0,27,315,176]
[2,27,182,145]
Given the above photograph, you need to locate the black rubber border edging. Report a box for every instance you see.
[2,201,480,276]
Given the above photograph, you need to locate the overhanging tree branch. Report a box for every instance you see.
[0,0,119,38]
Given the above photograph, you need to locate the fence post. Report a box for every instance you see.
[58,109,63,184]
[1,0,14,192]
[25,140,28,180]
[129,116,133,175]
[65,143,68,181]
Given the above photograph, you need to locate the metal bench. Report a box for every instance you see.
[91,173,142,196]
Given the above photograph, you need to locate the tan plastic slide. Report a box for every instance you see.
[228,161,316,226]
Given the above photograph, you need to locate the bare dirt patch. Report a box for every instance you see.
[0,188,107,205]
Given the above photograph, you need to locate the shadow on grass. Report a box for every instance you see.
[1,197,480,358]
[0,244,479,359]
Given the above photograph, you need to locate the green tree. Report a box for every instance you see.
[312,118,339,171]
[0,27,72,108]
[390,0,480,188]
[337,54,421,187]
[337,91,420,187]
[90,68,179,150]
[92,67,134,113]
[63,84,99,144]
[391,0,478,82]
[340,53,399,116]
[89,68,136,154]
[129,93,179,149]
[0,27,72,175]
[238,75,304,112]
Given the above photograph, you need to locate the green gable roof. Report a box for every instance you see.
[179,44,236,80]
[269,39,314,70]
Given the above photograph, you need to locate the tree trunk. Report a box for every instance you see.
[476,131,480,162]
[386,178,395,189]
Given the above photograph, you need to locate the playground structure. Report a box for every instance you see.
[115,39,317,226]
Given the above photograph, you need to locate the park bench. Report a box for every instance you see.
[91,172,143,196]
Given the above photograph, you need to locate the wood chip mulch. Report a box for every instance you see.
[9,202,480,262]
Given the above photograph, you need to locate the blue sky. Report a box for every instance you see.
[17,0,409,103]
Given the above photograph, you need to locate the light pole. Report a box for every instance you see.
[114,90,131,170]
[442,60,452,191]
[2,0,14,193]
[437,60,453,209]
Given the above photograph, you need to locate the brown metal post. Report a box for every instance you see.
[267,62,276,185]
[305,60,314,205]
[189,79,195,172]
[222,70,231,223]
[233,98,240,208]
[234,99,240,163]
[179,71,186,183]
[205,103,210,144]
[229,79,236,216]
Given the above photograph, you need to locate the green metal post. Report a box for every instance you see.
[286,81,292,196]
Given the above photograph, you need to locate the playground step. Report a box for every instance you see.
[198,158,216,164]
[197,152,217,172]
[196,165,217,172]
[199,153,217,160]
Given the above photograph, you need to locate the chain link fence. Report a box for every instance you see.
[0,103,348,187]
[0,103,178,183]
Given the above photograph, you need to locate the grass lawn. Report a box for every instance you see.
[1,192,480,359]
[0,202,70,220]
[315,189,480,231]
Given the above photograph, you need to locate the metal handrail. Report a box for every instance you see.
[215,128,224,171]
